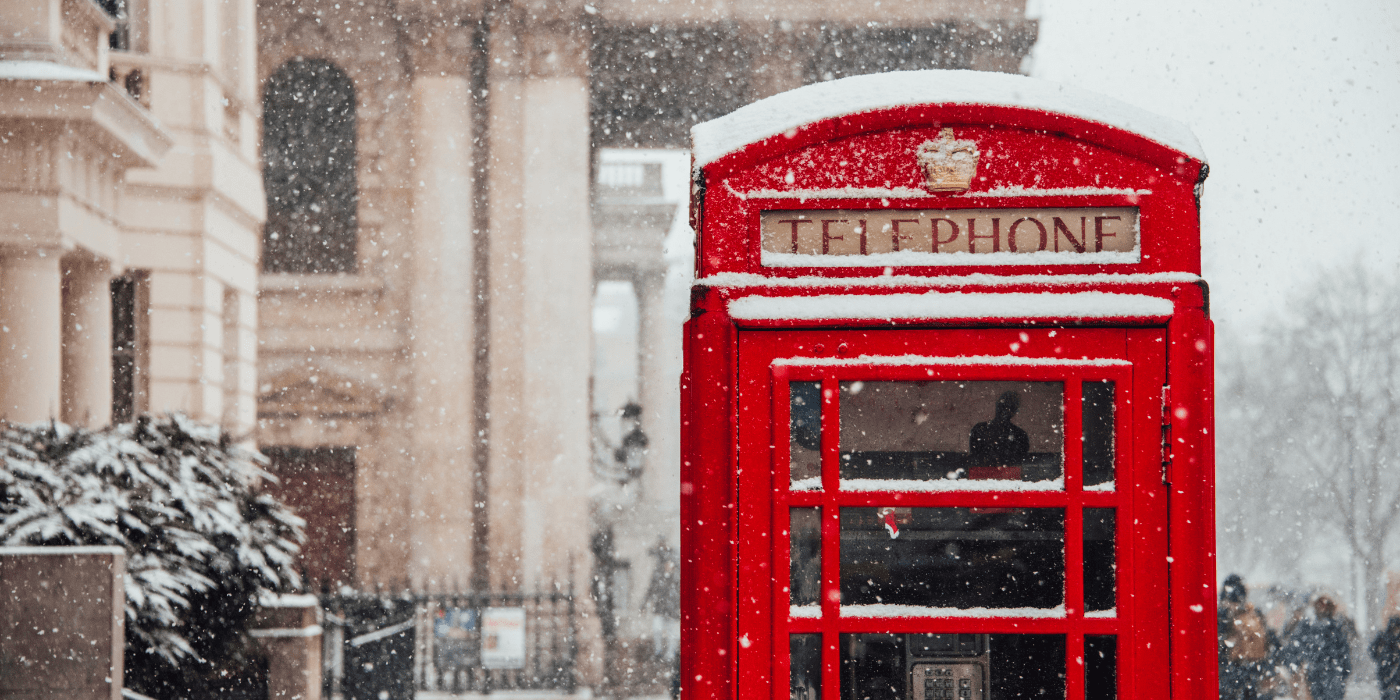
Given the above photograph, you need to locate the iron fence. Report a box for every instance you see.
[319,587,579,698]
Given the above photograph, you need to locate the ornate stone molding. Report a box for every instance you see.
[258,368,387,419]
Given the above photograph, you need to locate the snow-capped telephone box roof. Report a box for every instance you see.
[691,70,1206,168]
[689,69,1208,279]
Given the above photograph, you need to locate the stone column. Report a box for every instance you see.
[61,255,114,427]
[747,21,807,100]
[486,19,605,685]
[406,40,477,587]
[634,270,680,543]
[0,250,63,422]
[250,596,323,700]
[486,14,594,594]
[485,18,529,590]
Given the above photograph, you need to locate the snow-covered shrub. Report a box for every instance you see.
[0,413,304,695]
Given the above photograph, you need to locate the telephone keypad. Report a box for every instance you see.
[911,663,984,700]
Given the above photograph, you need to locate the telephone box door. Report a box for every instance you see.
[735,326,1169,700]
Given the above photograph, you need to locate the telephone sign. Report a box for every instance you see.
[682,70,1214,700]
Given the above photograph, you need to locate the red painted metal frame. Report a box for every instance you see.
[692,104,1206,279]
[682,100,1215,700]
[770,358,1133,700]
[737,328,1162,699]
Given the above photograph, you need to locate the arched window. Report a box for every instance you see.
[262,58,358,274]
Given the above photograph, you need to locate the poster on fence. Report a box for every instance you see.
[433,608,477,669]
[433,607,477,639]
[480,607,526,669]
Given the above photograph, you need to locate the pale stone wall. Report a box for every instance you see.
[256,0,449,589]
[250,595,324,700]
[0,0,171,426]
[0,546,125,700]
[0,0,262,432]
[249,0,1036,687]
[115,0,265,434]
[406,74,477,585]
[0,0,1039,691]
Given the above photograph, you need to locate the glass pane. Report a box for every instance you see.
[840,633,1064,700]
[840,507,1064,610]
[792,381,822,489]
[791,634,822,700]
[791,507,822,608]
[1086,636,1117,700]
[1084,509,1116,613]
[839,381,1064,486]
[1083,381,1115,488]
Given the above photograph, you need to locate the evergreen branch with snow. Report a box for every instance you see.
[0,414,305,695]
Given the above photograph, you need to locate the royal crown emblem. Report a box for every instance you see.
[916,128,980,192]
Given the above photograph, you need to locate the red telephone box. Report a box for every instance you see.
[681,71,1215,700]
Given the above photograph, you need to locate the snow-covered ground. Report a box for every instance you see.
[412,680,1385,700]
[417,693,669,700]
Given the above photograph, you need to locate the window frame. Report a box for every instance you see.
[261,57,360,275]
[732,327,1169,700]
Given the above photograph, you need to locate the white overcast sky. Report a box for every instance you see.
[1030,0,1400,329]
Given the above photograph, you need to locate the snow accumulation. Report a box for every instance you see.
[728,291,1174,321]
[791,477,823,491]
[840,477,1063,493]
[1085,609,1117,618]
[790,605,822,618]
[733,184,1152,201]
[762,250,1140,268]
[0,544,125,556]
[971,186,1153,197]
[842,604,1067,619]
[691,69,1206,167]
[773,354,1132,368]
[737,185,933,200]
[0,60,105,83]
[258,592,321,608]
[699,271,1202,289]
[1084,481,1116,492]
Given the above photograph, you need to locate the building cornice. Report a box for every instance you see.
[0,62,173,167]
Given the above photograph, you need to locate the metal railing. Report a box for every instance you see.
[318,586,578,699]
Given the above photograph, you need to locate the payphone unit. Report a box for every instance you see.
[908,635,989,700]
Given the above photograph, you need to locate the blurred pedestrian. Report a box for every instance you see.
[1219,574,1278,700]
[642,539,681,699]
[1284,596,1356,700]
[643,539,681,660]
[1371,616,1400,700]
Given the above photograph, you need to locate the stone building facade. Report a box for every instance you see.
[251,0,1037,673]
[2,0,1036,685]
[0,0,261,434]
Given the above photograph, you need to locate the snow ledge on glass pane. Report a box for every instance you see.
[1084,481,1116,492]
[790,605,822,619]
[699,271,1201,289]
[0,60,106,83]
[841,477,1063,493]
[0,544,125,556]
[734,185,1152,201]
[774,354,1132,368]
[259,592,321,608]
[691,69,1206,167]
[842,604,1067,619]
[729,292,1174,322]
[762,250,1141,268]
[1084,609,1117,618]
[790,477,822,492]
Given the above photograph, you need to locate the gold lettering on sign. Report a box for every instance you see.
[760,208,1139,265]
